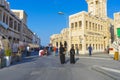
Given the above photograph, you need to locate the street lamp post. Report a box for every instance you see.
[58,12,64,15]
[58,11,70,52]
[58,11,68,27]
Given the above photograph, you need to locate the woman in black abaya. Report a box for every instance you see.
[70,46,75,64]
[59,44,65,64]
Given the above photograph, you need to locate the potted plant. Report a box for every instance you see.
[5,48,12,66]
[3,39,12,66]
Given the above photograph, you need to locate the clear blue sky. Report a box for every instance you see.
[7,0,120,46]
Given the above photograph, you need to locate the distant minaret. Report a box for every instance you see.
[86,0,107,18]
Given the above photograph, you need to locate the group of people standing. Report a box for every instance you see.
[59,44,93,64]
[59,44,75,64]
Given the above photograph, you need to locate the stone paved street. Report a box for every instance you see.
[0,52,120,80]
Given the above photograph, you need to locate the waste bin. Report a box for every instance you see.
[114,52,119,60]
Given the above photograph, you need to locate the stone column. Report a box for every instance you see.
[82,14,86,54]
[0,10,4,22]
[68,26,71,52]
[7,16,9,27]
[12,20,14,30]
[16,22,18,32]
[4,15,6,25]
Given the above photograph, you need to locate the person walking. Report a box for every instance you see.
[53,46,56,56]
[59,44,65,64]
[70,46,75,64]
[56,47,58,56]
[88,44,92,56]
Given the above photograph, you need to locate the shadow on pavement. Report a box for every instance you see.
[65,58,70,64]
[65,57,79,64]
[75,58,79,62]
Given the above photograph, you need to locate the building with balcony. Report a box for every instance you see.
[0,0,40,47]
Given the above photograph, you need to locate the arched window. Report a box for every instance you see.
[64,41,67,48]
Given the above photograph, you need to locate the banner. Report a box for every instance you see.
[117,28,120,37]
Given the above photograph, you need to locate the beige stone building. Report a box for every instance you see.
[50,28,69,48]
[12,10,34,43]
[50,0,115,54]
[114,12,120,39]
[0,0,39,47]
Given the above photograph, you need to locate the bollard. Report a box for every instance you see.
[0,58,1,68]
[114,52,119,60]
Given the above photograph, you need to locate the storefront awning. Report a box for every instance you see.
[28,43,39,48]
[0,21,9,29]
[0,32,7,39]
